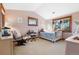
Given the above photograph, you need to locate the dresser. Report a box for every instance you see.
[65,34,79,55]
[0,35,14,55]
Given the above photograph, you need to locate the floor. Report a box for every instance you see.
[14,38,66,55]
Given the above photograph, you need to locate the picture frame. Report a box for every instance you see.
[28,17,38,26]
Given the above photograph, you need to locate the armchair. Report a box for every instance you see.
[12,30,26,46]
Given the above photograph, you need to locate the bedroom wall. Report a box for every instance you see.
[72,12,79,34]
[44,19,52,32]
[5,10,46,35]
[5,9,79,37]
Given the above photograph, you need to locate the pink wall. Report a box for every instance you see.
[5,9,79,36]
[5,10,46,35]
[72,12,79,34]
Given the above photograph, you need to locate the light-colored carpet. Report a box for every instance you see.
[14,38,66,55]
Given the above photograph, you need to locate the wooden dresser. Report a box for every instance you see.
[0,35,14,55]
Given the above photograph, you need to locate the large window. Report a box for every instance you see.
[53,16,72,32]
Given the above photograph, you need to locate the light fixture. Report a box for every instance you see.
[52,12,55,14]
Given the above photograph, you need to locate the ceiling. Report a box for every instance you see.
[3,3,79,19]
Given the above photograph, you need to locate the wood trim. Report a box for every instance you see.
[1,12,5,27]
[53,16,71,20]
[70,16,72,32]
[0,3,5,31]
[0,3,5,12]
